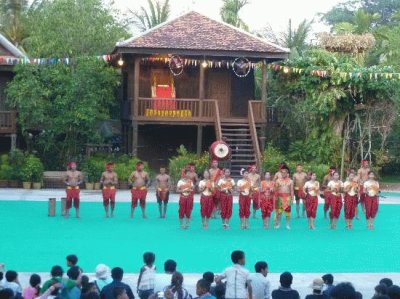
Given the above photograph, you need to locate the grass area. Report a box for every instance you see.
[0,201,399,273]
[381,175,400,184]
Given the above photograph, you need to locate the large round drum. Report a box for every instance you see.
[210,141,231,161]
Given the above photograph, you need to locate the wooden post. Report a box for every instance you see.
[260,61,268,142]
[199,64,205,117]
[131,56,140,155]
[197,125,203,156]
[132,121,138,156]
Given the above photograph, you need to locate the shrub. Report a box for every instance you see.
[20,154,44,182]
[0,154,12,180]
[262,143,286,174]
[8,149,26,180]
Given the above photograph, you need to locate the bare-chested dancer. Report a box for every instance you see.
[209,160,223,218]
[64,162,82,218]
[357,160,370,215]
[293,164,307,218]
[274,168,294,230]
[129,161,150,218]
[155,167,170,218]
[248,165,261,219]
[100,162,118,218]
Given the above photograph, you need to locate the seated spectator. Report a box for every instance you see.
[100,267,134,299]
[305,279,328,299]
[322,274,334,298]
[164,272,191,299]
[94,264,112,292]
[0,288,14,299]
[250,261,270,299]
[41,265,77,295]
[214,284,225,299]
[0,270,22,297]
[375,284,388,297]
[216,250,252,299]
[195,279,215,299]
[23,274,41,299]
[61,266,81,299]
[202,272,217,297]
[153,260,177,294]
[330,282,357,299]
[387,285,400,299]
[380,280,394,288]
[114,287,129,299]
[271,272,299,299]
[137,252,156,299]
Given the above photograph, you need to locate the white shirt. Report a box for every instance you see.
[177,179,194,196]
[220,264,251,299]
[327,180,343,195]
[0,281,22,295]
[138,265,156,291]
[199,179,214,196]
[237,179,252,196]
[304,181,319,197]
[343,181,358,196]
[364,180,380,196]
[250,273,270,299]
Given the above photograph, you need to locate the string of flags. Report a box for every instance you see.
[0,55,117,65]
[268,64,400,81]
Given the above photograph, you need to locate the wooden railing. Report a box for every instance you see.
[250,101,264,123]
[135,97,217,123]
[248,101,262,171]
[0,111,17,134]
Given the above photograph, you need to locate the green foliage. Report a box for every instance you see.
[168,145,209,183]
[22,0,128,57]
[6,59,120,169]
[220,0,249,31]
[20,153,44,182]
[0,154,12,180]
[281,19,313,57]
[8,149,27,180]
[130,0,170,32]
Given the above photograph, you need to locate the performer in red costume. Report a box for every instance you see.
[64,162,82,218]
[321,166,336,219]
[100,162,118,218]
[357,160,370,215]
[274,167,294,230]
[343,171,359,229]
[237,170,253,229]
[209,160,223,218]
[293,164,307,218]
[327,172,343,229]
[363,171,380,230]
[248,165,261,219]
[177,170,195,229]
[260,172,275,229]
[217,169,235,229]
[199,170,215,229]
[304,172,320,229]
[129,161,149,219]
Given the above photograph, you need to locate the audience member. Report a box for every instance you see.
[380,280,394,288]
[137,252,156,299]
[305,279,328,299]
[271,272,299,299]
[67,255,79,268]
[0,270,22,297]
[387,285,400,299]
[214,284,225,299]
[153,260,177,294]
[216,250,252,299]
[114,287,129,299]
[61,266,82,299]
[41,265,77,295]
[23,274,41,299]
[250,261,270,299]
[164,272,191,299]
[0,288,14,299]
[100,267,134,299]
[330,282,357,299]
[202,272,216,296]
[195,279,215,299]
[322,274,335,298]
[375,284,388,297]
[94,264,112,292]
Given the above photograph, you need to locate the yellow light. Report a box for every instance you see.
[117,58,124,67]
[201,60,208,68]
[283,67,289,73]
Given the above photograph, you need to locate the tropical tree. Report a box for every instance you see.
[333,9,380,34]
[281,19,313,57]
[220,0,249,31]
[130,0,170,32]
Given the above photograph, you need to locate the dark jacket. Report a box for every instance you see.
[100,280,135,299]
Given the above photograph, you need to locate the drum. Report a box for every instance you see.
[210,141,231,161]
[48,198,56,217]
[61,197,67,216]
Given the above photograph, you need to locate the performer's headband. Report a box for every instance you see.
[68,162,76,169]
[361,160,368,166]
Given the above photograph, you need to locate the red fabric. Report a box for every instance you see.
[102,188,116,208]
[365,195,378,219]
[329,194,343,219]
[179,194,194,219]
[200,195,214,218]
[155,86,173,98]
[131,188,147,208]
[323,191,331,212]
[252,191,260,210]
[66,188,80,209]
[213,189,221,206]
[260,193,274,219]
[344,194,358,220]
[220,192,233,220]
[305,194,318,218]
[295,189,306,200]
[359,185,366,204]
[239,194,251,218]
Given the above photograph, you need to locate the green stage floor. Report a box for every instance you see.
[0,201,399,273]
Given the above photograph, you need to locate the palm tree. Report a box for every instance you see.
[333,9,380,34]
[220,0,249,31]
[281,19,313,57]
[130,0,170,32]
[0,0,42,46]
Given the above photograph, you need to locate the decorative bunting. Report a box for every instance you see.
[0,55,117,66]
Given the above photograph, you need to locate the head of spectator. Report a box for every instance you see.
[309,278,324,295]
[214,284,225,299]
[66,255,78,267]
[67,266,81,281]
[113,287,128,299]
[0,289,14,299]
[380,279,394,288]
[5,271,18,283]
[279,272,293,289]
[196,279,211,297]
[95,264,110,280]
[375,284,388,297]
[50,265,64,278]
[387,285,400,299]
[322,274,334,286]
[29,273,41,295]
[255,261,268,277]
[143,252,156,267]
[203,272,214,285]
[330,282,357,299]
[164,260,177,274]
[111,267,124,282]
[231,250,245,266]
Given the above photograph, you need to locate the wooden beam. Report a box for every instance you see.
[197,125,203,156]
[261,61,267,120]
[132,121,138,156]
[133,57,140,118]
